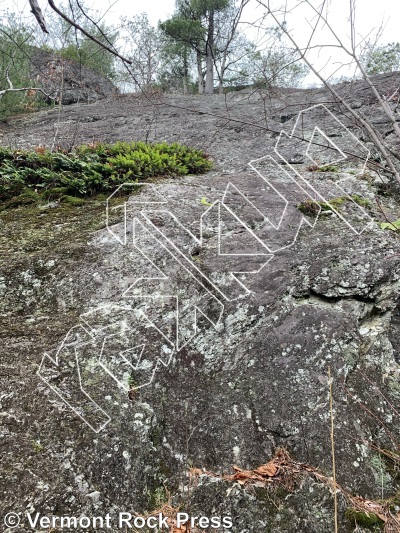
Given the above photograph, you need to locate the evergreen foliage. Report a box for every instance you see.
[0,141,213,205]
[362,42,400,75]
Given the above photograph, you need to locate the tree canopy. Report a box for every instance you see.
[362,42,400,75]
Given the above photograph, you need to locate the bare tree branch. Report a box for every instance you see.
[305,0,400,140]
[28,0,49,34]
[42,0,132,64]
[0,87,56,99]
[256,0,400,186]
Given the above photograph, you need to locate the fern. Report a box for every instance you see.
[0,141,213,203]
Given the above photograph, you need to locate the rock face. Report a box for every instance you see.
[1,74,400,532]
[29,47,119,105]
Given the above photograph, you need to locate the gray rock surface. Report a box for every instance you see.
[1,73,400,532]
[29,47,119,105]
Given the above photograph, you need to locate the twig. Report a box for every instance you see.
[46,0,132,64]
[342,381,399,447]
[328,367,339,533]
[0,87,56,99]
[357,370,400,427]
[257,0,400,186]
[28,0,49,33]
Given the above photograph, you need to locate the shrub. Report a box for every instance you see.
[0,141,213,204]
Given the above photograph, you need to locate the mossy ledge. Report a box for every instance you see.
[0,141,213,208]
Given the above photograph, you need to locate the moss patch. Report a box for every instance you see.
[297,194,372,217]
[60,195,86,206]
[345,508,384,531]
[0,193,126,260]
[318,196,347,211]
[1,189,40,209]
[297,199,321,217]
[351,194,371,208]
[308,164,340,172]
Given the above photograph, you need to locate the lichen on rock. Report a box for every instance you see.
[1,73,400,532]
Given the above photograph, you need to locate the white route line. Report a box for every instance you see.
[40,103,374,432]
[37,325,111,433]
[253,103,374,237]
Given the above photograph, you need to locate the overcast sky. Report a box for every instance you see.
[2,0,400,84]
[5,0,399,38]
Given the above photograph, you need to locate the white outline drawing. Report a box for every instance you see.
[38,325,111,433]
[39,104,375,432]
[99,341,146,392]
[248,104,373,244]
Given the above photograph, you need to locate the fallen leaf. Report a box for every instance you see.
[189,468,203,477]
[254,462,278,477]
[232,469,255,480]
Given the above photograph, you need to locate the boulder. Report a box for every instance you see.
[29,47,118,105]
[1,73,400,532]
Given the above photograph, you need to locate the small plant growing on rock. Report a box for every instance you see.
[345,508,384,531]
[318,196,347,211]
[297,198,321,217]
[0,141,213,207]
[200,196,212,207]
[351,194,371,208]
[297,195,372,218]
[307,164,340,172]
[380,219,400,232]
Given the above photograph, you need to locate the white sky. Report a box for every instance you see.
[5,0,400,38]
[2,0,400,84]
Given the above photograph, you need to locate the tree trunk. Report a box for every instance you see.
[197,50,204,94]
[146,53,152,86]
[218,53,228,94]
[182,47,188,94]
[182,51,188,94]
[204,10,214,95]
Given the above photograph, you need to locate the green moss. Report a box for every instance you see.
[345,508,384,531]
[128,374,139,390]
[60,195,86,206]
[43,186,69,199]
[351,194,371,208]
[297,196,347,217]
[318,196,347,211]
[297,194,372,218]
[297,196,346,215]
[381,491,400,512]
[1,188,40,209]
[0,196,114,261]
[319,164,340,172]
[93,192,108,201]
[297,199,321,217]
[308,164,340,172]
[31,440,43,453]
[146,485,169,512]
